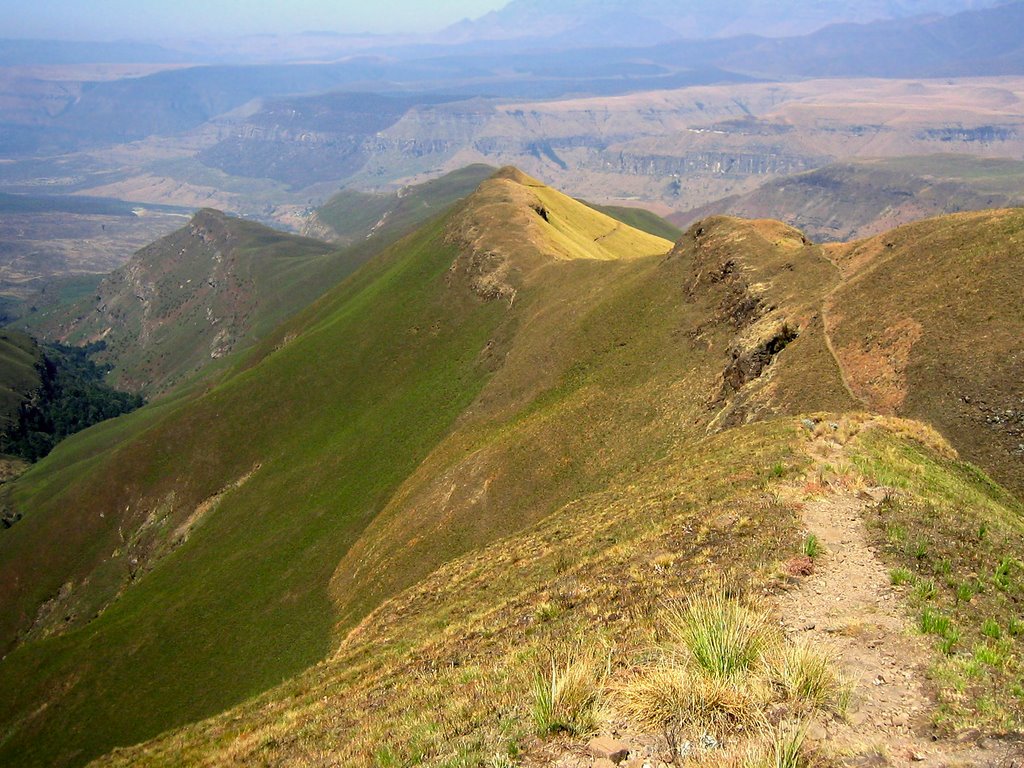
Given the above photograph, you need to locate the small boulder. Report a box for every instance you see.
[589,736,630,764]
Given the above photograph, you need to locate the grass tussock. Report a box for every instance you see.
[768,641,850,714]
[664,592,777,679]
[802,534,821,560]
[532,644,609,737]
[617,592,846,763]
[677,724,808,768]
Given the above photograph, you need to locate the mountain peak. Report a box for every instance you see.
[446,166,674,302]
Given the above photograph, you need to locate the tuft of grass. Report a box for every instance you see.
[913,579,938,602]
[890,567,914,586]
[534,602,560,623]
[689,724,810,768]
[665,593,777,679]
[919,607,953,636]
[769,642,850,714]
[981,619,1002,640]
[802,534,821,560]
[956,580,978,604]
[913,540,929,561]
[769,725,808,768]
[993,558,1017,591]
[618,597,843,763]
[532,647,606,737]
[617,665,762,738]
[973,642,1009,668]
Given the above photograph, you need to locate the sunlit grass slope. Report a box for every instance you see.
[95,416,1024,768]
[3,167,1019,768]
[0,215,508,767]
[0,169,701,768]
[826,208,1024,495]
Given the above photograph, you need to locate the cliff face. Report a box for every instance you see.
[329,79,1024,211]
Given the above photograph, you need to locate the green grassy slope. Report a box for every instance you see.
[310,165,497,246]
[826,208,1024,496]
[2,167,1021,767]
[587,201,683,241]
[0,169,853,768]
[99,418,811,767]
[20,210,350,395]
[0,216,508,768]
[95,416,1024,767]
[0,329,42,440]
[23,169,507,399]
[0,169,679,768]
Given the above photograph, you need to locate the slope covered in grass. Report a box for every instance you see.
[21,210,350,395]
[1,167,1021,767]
[308,165,497,246]
[0,329,42,440]
[0,168,699,767]
[826,208,1024,495]
[95,415,1024,767]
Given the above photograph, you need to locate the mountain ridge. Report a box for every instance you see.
[0,168,1021,766]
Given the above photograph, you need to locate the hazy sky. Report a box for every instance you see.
[0,0,509,40]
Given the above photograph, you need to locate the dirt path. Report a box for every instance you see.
[779,435,1015,767]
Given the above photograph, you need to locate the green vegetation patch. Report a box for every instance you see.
[852,427,1024,731]
[0,341,144,462]
[0,218,506,768]
[93,421,809,767]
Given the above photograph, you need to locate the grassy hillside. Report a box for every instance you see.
[0,169,687,767]
[586,201,683,241]
[0,167,1021,767]
[0,329,42,441]
[825,207,1024,496]
[21,211,356,395]
[672,155,1024,242]
[21,169,511,398]
[308,165,497,246]
[93,416,1024,767]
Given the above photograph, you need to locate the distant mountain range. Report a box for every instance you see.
[442,0,1005,44]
